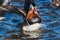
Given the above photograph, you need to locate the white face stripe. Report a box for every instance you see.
[2,0,11,6]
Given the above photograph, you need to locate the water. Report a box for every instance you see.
[0,0,60,40]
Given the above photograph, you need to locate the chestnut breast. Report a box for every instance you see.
[26,9,41,24]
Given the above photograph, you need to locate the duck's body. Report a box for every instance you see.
[23,5,41,30]
[21,1,42,36]
[22,7,42,37]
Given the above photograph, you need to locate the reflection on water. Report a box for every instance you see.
[0,0,60,40]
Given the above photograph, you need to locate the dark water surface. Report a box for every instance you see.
[0,0,60,40]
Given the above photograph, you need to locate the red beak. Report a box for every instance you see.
[33,8,37,13]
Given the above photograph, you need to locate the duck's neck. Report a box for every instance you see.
[24,0,35,14]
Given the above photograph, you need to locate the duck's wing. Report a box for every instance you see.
[17,8,26,16]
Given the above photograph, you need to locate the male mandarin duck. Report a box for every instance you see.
[23,6,42,32]
[22,6,42,38]
[21,0,42,32]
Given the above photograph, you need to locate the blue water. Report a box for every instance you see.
[0,0,60,40]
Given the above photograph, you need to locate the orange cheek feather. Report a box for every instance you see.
[26,9,40,23]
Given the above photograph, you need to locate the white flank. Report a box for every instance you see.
[23,23,42,31]
[56,3,59,6]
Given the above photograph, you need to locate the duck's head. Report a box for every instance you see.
[51,0,60,6]
[26,6,41,24]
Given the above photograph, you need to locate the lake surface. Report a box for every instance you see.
[0,0,60,40]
